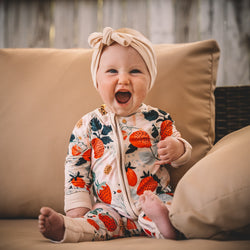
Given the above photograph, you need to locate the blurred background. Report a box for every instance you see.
[0,0,249,86]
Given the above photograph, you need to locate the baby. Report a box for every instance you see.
[39,27,192,242]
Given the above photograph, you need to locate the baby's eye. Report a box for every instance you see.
[107,69,117,73]
[130,69,141,74]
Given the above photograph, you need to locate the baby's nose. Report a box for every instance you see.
[118,73,130,85]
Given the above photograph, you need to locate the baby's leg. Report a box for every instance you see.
[39,204,126,243]
[139,191,176,239]
[38,207,65,241]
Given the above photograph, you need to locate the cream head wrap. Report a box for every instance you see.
[88,27,157,90]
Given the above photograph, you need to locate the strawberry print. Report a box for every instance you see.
[129,130,152,148]
[82,148,91,161]
[87,218,100,230]
[160,120,173,140]
[144,229,155,237]
[96,181,112,204]
[137,171,159,195]
[98,212,117,232]
[125,162,137,186]
[126,129,158,156]
[70,171,85,188]
[71,144,82,156]
[143,214,152,222]
[64,105,181,240]
[126,218,137,230]
[143,109,173,140]
[90,117,113,159]
[122,130,128,140]
[92,138,104,159]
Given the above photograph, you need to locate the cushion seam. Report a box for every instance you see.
[207,47,215,148]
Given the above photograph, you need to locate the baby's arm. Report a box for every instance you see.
[64,115,93,217]
[66,207,90,218]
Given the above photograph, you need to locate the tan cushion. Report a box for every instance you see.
[1,220,250,250]
[0,40,219,218]
[170,126,250,239]
[147,41,220,187]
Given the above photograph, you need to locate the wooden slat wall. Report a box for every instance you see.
[0,0,249,86]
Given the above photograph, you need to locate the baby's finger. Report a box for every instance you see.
[157,139,167,148]
[158,153,170,161]
[157,147,169,157]
[154,159,170,166]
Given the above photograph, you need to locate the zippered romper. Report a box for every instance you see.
[61,103,192,242]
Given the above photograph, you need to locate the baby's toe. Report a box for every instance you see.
[38,214,45,221]
[139,194,146,204]
[144,190,155,200]
[40,207,54,217]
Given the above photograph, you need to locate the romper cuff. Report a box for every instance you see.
[64,191,92,213]
[171,138,192,168]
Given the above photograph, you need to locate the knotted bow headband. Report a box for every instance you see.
[88,27,157,90]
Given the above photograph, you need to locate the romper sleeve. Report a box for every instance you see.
[64,114,93,213]
[158,109,192,168]
[171,124,192,168]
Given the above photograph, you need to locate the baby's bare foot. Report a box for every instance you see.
[38,207,65,241]
[139,191,176,239]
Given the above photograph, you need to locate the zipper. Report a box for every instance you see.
[110,113,138,219]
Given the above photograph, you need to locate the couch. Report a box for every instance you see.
[0,40,249,250]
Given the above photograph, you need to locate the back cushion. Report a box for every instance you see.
[0,40,219,218]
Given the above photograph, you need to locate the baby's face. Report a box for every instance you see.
[96,43,150,117]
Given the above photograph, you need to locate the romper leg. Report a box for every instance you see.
[121,216,143,237]
[61,203,123,242]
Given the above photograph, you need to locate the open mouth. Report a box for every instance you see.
[115,91,131,104]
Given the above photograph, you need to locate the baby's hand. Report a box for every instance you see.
[155,136,185,166]
[66,207,90,218]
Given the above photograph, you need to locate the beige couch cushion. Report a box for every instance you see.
[0,40,219,218]
[148,42,219,186]
[1,220,250,250]
[170,126,250,239]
